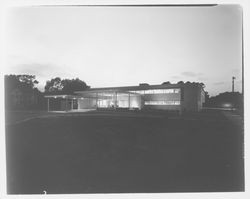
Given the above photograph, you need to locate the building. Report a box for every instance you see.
[45,82,205,112]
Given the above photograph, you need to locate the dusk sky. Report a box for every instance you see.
[4,5,242,96]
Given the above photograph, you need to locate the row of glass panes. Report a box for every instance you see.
[144,101,180,105]
[130,89,180,94]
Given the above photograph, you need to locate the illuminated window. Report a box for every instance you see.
[174,89,180,93]
[153,89,162,94]
[144,90,154,94]
[144,101,180,105]
[164,89,174,93]
[174,101,180,105]
[129,88,180,95]
[133,90,145,94]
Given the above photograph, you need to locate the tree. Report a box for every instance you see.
[17,75,39,89]
[204,91,210,106]
[199,82,205,88]
[44,77,63,93]
[177,81,184,84]
[5,74,39,92]
[162,81,171,85]
[61,78,89,94]
[44,77,89,94]
[4,74,41,110]
[205,92,243,109]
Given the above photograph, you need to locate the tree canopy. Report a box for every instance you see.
[162,81,171,85]
[44,77,63,93]
[44,77,89,94]
[177,81,184,84]
[5,74,39,92]
[4,74,41,110]
[205,92,243,109]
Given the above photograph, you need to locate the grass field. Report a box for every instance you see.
[5,110,244,194]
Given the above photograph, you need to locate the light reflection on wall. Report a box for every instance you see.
[144,101,180,105]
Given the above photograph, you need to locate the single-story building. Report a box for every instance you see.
[45,82,205,112]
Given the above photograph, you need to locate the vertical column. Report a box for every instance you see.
[128,93,131,109]
[232,76,236,92]
[96,93,98,109]
[179,88,183,116]
[139,95,142,110]
[101,92,103,108]
[179,100,182,115]
[77,98,79,110]
[115,92,117,109]
[47,98,50,112]
[71,99,73,110]
[66,98,68,111]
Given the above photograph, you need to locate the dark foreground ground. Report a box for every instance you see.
[5,109,244,194]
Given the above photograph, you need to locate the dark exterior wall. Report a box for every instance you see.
[182,85,198,112]
[181,85,205,112]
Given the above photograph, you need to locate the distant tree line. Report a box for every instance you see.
[162,81,205,88]
[4,74,89,111]
[204,92,243,110]
[5,75,243,111]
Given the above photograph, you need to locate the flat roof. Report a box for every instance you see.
[44,91,141,99]
[44,95,83,99]
[75,83,183,94]
[45,83,204,96]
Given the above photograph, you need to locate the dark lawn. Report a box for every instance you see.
[5,110,244,194]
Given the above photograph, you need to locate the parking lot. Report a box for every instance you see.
[5,109,244,194]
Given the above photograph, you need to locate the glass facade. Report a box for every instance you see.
[95,92,141,109]
[46,84,204,112]
[77,87,181,110]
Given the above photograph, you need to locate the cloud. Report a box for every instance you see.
[170,75,180,79]
[7,63,72,78]
[16,63,55,77]
[181,71,203,77]
[197,77,208,81]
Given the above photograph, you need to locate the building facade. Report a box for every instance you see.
[45,82,205,112]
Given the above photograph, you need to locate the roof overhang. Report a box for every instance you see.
[44,95,81,99]
[75,84,182,94]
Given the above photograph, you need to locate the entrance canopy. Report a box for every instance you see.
[44,94,82,112]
